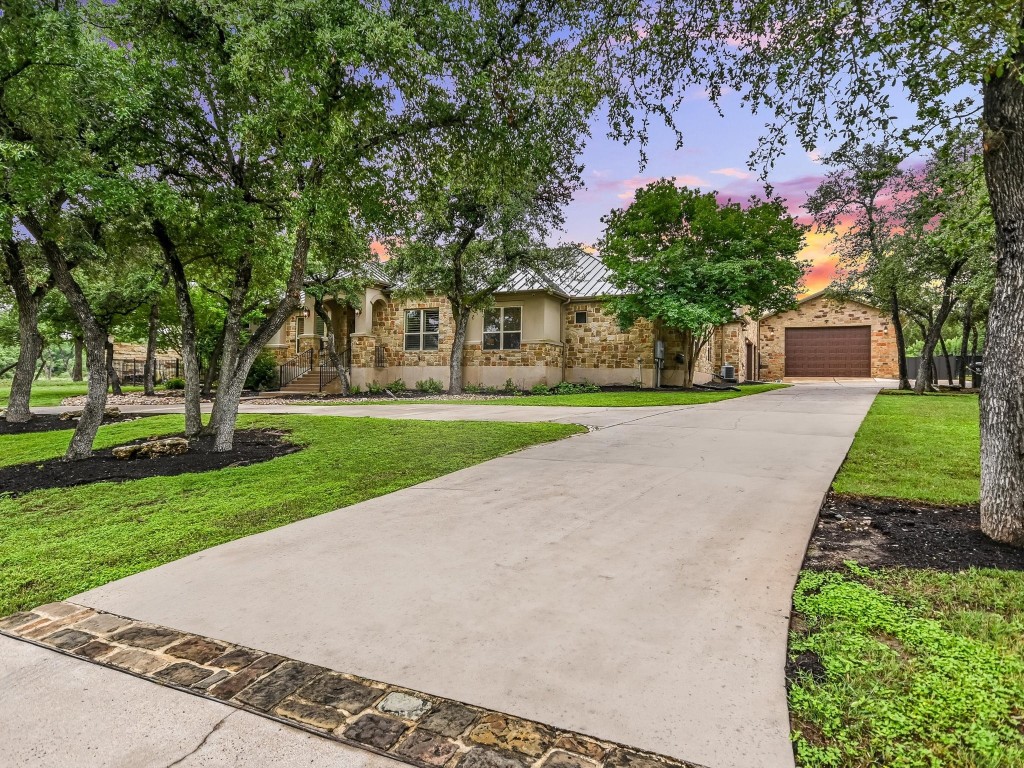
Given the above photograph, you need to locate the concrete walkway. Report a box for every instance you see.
[54,382,879,768]
[0,634,401,768]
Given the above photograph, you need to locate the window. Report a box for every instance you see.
[296,315,305,336]
[405,308,440,351]
[574,310,587,324]
[314,315,326,337]
[483,307,521,350]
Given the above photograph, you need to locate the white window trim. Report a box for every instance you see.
[483,305,523,351]
[404,308,440,351]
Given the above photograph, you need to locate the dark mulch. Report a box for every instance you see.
[0,428,300,497]
[804,491,1024,572]
[785,650,826,689]
[0,413,148,436]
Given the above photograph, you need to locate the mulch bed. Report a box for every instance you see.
[0,428,299,497]
[0,413,148,436]
[804,491,1024,572]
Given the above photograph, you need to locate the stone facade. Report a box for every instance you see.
[758,295,898,380]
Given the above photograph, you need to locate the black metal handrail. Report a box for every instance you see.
[279,348,313,390]
[318,349,349,391]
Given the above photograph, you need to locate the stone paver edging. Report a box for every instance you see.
[1,602,706,768]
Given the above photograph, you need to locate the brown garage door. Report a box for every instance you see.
[785,326,871,377]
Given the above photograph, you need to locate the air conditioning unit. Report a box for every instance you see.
[721,364,736,382]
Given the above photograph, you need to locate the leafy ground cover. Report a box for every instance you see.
[831,391,980,505]
[790,391,1024,768]
[0,414,583,615]
[0,378,142,407]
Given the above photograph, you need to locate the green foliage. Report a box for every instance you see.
[349,384,361,395]
[834,392,980,505]
[790,567,1024,767]
[549,380,601,395]
[502,377,520,394]
[367,381,385,395]
[531,383,551,395]
[416,378,443,394]
[163,377,185,391]
[388,379,406,392]
[0,414,583,614]
[243,350,279,392]
[464,383,486,394]
[0,378,142,406]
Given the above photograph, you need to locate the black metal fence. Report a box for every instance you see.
[279,348,314,389]
[111,358,182,384]
[905,355,982,385]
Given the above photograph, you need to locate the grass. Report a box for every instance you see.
[790,566,1024,768]
[0,414,583,616]
[302,382,788,407]
[831,391,980,505]
[0,378,142,407]
[791,391,1024,768]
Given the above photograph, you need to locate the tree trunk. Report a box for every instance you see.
[3,239,46,423]
[980,60,1024,546]
[959,299,974,389]
[153,220,203,437]
[27,213,109,460]
[105,340,123,396]
[938,334,953,387]
[448,304,471,394]
[6,296,43,423]
[913,273,962,394]
[891,288,911,390]
[144,301,160,396]
[206,215,311,451]
[69,333,110,460]
[971,325,980,387]
[72,336,84,381]
[313,297,350,395]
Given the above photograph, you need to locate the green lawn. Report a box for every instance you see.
[790,391,1024,768]
[0,378,142,407]
[832,392,980,505]
[0,414,583,616]
[312,382,787,407]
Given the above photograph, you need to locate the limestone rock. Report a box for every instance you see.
[112,437,189,460]
[59,407,121,421]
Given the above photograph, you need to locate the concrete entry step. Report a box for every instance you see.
[1,602,708,768]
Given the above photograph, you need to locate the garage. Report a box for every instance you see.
[784,326,872,377]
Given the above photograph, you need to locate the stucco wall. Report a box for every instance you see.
[759,296,898,380]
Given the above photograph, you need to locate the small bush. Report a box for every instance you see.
[631,378,642,390]
[244,350,279,391]
[164,377,186,391]
[416,378,443,394]
[367,381,385,395]
[389,378,406,391]
[578,379,601,393]
[464,383,485,394]
[531,383,551,396]
[550,380,577,395]
[502,377,519,394]
[349,384,362,395]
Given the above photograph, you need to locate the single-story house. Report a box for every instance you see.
[263,253,898,391]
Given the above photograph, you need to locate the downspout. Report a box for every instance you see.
[560,293,571,383]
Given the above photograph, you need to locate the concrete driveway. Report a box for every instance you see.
[26,382,877,768]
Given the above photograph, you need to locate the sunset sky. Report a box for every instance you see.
[555,91,855,296]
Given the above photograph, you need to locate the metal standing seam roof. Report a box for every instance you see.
[351,249,623,300]
[498,250,624,300]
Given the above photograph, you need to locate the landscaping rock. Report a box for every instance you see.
[59,407,121,421]
[112,437,189,460]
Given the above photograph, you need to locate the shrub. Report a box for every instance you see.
[244,350,279,391]
[416,378,443,394]
[367,381,385,395]
[464,383,485,394]
[349,384,362,395]
[578,379,601,393]
[502,377,519,394]
[631,378,642,390]
[550,380,577,395]
[164,377,186,391]
[389,378,406,391]
[531,383,551,396]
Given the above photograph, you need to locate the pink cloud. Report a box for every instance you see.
[710,167,752,180]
